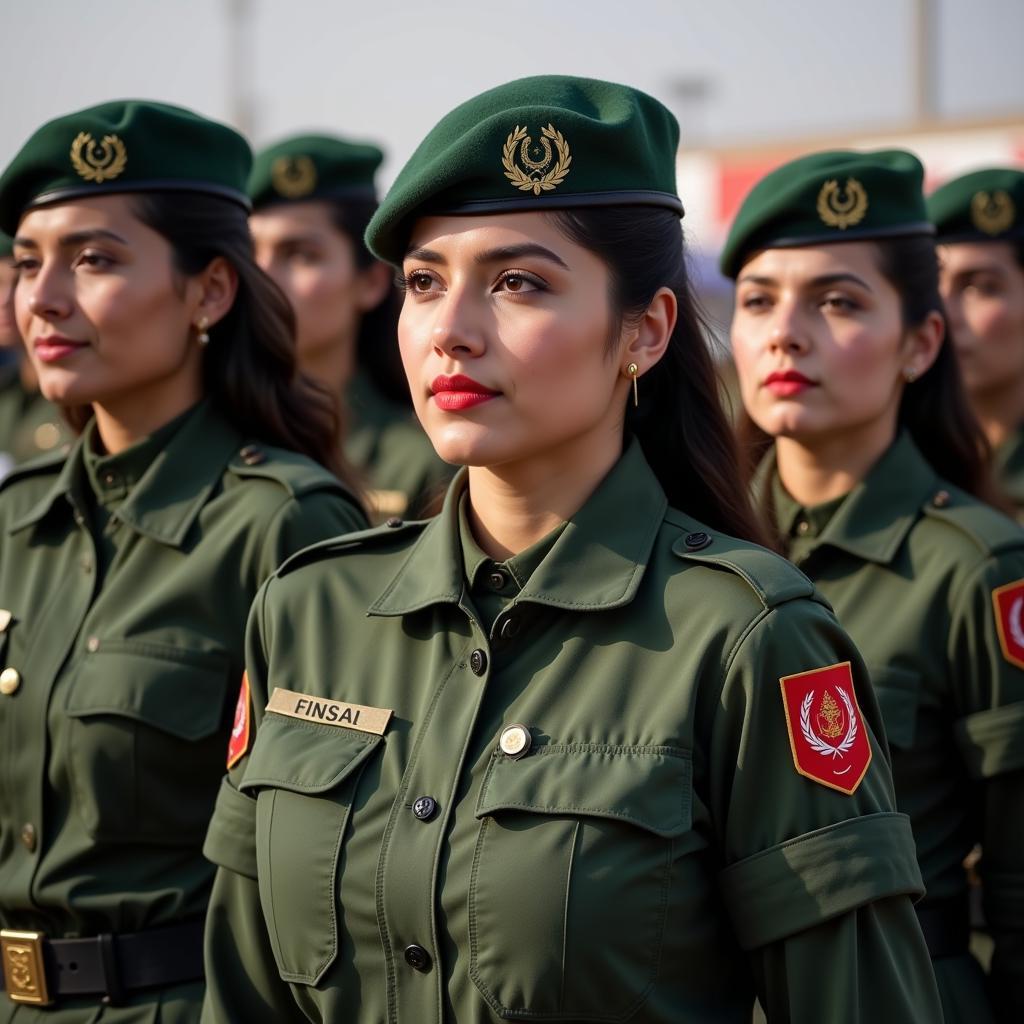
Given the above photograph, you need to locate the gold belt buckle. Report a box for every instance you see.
[1,929,52,1006]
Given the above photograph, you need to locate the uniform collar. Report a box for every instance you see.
[760,431,938,565]
[9,401,243,547]
[368,437,668,616]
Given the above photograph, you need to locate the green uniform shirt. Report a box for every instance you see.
[202,440,940,1023]
[759,432,1024,1022]
[0,365,68,479]
[993,426,1024,522]
[0,400,366,1023]
[344,372,451,523]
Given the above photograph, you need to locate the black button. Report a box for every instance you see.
[683,531,711,551]
[404,944,432,971]
[412,796,437,821]
[20,823,37,852]
[385,516,404,528]
[499,616,520,640]
[487,570,507,591]
[240,444,267,466]
[469,649,487,676]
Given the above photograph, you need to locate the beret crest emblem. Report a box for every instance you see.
[817,177,868,230]
[971,189,1015,236]
[502,124,572,196]
[272,155,318,198]
[70,132,127,183]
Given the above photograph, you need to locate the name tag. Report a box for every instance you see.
[266,687,392,735]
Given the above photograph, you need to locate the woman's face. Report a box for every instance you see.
[251,202,384,369]
[398,212,630,469]
[0,257,19,350]
[731,242,930,445]
[938,241,1024,399]
[13,195,208,411]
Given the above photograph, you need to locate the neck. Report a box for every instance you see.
[465,430,624,560]
[969,376,1024,450]
[92,381,202,455]
[299,335,357,403]
[18,358,38,393]
[775,418,897,507]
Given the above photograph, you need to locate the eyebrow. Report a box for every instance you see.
[404,242,570,270]
[737,271,874,292]
[13,228,130,249]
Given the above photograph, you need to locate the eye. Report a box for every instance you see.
[72,250,115,271]
[739,292,770,311]
[400,269,441,296]
[495,270,545,294]
[12,256,38,275]
[821,293,858,312]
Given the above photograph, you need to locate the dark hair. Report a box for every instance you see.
[736,234,1004,520]
[62,193,360,495]
[326,197,409,407]
[548,207,770,546]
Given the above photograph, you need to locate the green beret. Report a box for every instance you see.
[249,134,383,209]
[0,99,252,235]
[365,75,684,264]
[927,168,1024,243]
[720,149,934,278]
[0,232,11,259]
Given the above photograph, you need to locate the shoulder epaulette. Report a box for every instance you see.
[921,486,1024,555]
[0,445,68,494]
[666,511,815,609]
[227,442,350,499]
[277,518,427,578]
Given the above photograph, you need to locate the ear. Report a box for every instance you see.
[354,260,392,314]
[188,256,239,329]
[901,309,944,380]
[622,286,677,375]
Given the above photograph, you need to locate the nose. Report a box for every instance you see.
[429,286,486,360]
[23,263,73,323]
[766,299,810,356]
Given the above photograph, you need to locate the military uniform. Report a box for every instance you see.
[202,440,943,1023]
[993,428,1024,518]
[0,365,68,478]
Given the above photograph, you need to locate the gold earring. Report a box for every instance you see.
[626,362,639,408]
[196,316,210,347]
[903,366,917,383]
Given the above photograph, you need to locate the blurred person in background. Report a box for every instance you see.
[930,170,1024,519]
[727,149,1024,1023]
[0,99,365,1022]
[249,134,451,523]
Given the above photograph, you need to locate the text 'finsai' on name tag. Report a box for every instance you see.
[266,687,392,735]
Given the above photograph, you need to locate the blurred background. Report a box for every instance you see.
[3,0,1021,330]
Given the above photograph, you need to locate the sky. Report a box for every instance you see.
[1,0,1021,186]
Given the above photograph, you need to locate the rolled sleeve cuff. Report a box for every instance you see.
[719,812,923,950]
[954,700,1024,778]
[202,776,258,879]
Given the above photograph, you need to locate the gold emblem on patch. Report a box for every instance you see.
[271,155,318,198]
[816,177,868,230]
[69,132,127,183]
[971,189,1015,236]
[502,124,572,196]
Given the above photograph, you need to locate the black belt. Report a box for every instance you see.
[915,896,970,960]
[0,920,204,1007]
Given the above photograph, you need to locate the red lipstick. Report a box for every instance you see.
[429,374,500,411]
[763,369,816,397]
[33,335,88,363]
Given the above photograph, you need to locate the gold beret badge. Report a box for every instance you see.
[503,124,572,196]
[971,190,1015,236]
[817,177,868,230]
[70,132,127,183]
[272,155,318,198]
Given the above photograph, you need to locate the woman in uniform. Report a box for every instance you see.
[0,100,366,1021]
[201,77,941,1023]
[725,149,1024,1022]
[929,169,1024,517]
[248,134,450,522]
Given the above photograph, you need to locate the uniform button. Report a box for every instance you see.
[385,516,404,528]
[0,668,21,696]
[499,723,532,759]
[86,636,100,653]
[683,531,711,551]
[102,472,118,486]
[933,489,951,508]
[404,944,432,972]
[240,444,266,466]
[20,824,36,852]
[469,649,488,676]
[796,520,810,535]
[34,422,62,451]
[412,796,438,821]
[487,570,508,591]
[499,616,520,640]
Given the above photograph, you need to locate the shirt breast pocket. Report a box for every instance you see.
[239,713,382,986]
[469,743,691,1022]
[868,664,921,751]
[64,643,230,842]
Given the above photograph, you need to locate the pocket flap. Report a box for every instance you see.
[868,665,920,750]
[476,743,691,838]
[240,711,383,795]
[65,646,230,741]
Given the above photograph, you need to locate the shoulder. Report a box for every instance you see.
[225,441,353,501]
[916,483,1024,559]
[0,445,67,500]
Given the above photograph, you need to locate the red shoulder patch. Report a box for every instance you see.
[779,661,872,796]
[992,579,1024,670]
[226,671,251,769]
